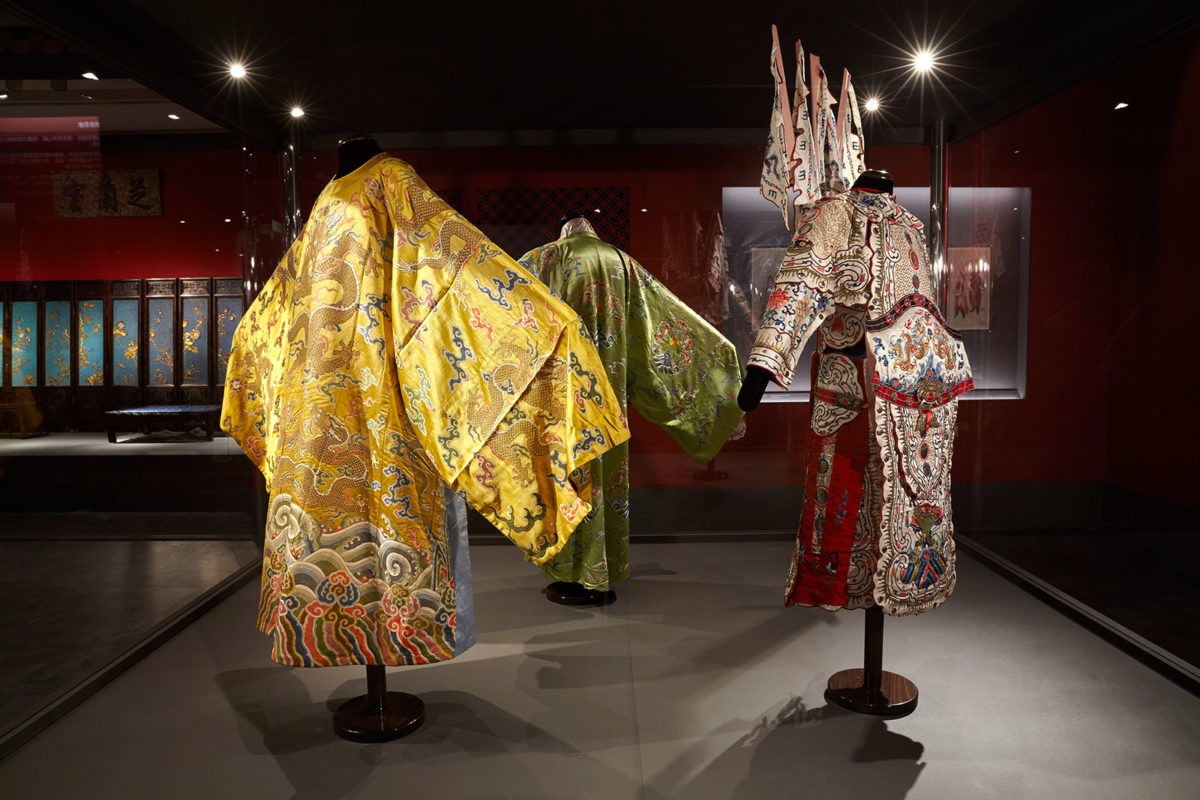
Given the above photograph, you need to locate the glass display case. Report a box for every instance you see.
[0,2,1195,793]
[0,34,284,752]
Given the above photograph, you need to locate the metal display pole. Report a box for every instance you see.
[281,131,302,246]
[928,120,951,314]
[824,605,919,717]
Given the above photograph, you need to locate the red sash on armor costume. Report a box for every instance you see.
[786,350,869,607]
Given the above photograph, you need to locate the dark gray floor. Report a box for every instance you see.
[968,526,1200,667]
[0,536,259,738]
[475,484,1200,673]
[2,435,1197,796]
[0,433,263,739]
[1,543,1197,799]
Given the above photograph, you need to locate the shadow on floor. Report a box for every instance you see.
[215,668,639,799]
[628,561,680,578]
[648,697,925,799]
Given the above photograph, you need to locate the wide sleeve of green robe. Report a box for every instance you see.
[622,253,744,464]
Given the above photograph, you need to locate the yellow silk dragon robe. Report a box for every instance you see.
[222,154,628,667]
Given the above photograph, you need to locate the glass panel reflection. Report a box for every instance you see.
[0,27,280,756]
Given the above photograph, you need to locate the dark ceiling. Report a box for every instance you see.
[2,0,1197,148]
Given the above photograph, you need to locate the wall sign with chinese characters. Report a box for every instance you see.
[50,169,162,218]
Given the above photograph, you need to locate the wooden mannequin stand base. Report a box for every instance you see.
[825,668,919,717]
[333,665,425,742]
[823,605,919,718]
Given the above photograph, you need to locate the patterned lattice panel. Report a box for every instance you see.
[474,186,631,260]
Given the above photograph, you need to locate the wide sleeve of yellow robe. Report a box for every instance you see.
[224,155,627,565]
[380,168,628,563]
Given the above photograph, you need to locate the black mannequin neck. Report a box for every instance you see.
[852,169,894,194]
[336,136,383,178]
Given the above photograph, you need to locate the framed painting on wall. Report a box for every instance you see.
[949,245,992,331]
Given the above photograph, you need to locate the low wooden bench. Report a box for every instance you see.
[104,405,221,443]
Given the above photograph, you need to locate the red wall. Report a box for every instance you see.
[0,149,246,281]
[950,28,1200,506]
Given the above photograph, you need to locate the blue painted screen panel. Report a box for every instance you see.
[181,297,209,385]
[112,299,140,386]
[147,298,174,385]
[11,301,38,386]
[215,296,243,386]
[77,299,105,386]
[44,300,71,386]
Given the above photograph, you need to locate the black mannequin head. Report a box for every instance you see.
[336,135,383,178]
[852,169,894,193]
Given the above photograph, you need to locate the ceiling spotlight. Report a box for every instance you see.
[912,50,934,73]
[593,208,601,213]
[229,63,247,79]
[864,97,880,112]
[0,94,7,100]
[179,219,186,224]
[290,106,304,118]
[82,71,99,80]
[167,113,180,120]
[640,208,648,213]
[224,218,231,223]
[1114,101,1129,110]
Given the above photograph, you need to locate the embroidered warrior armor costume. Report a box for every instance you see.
[748,189,973,615]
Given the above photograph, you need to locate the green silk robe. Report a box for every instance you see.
[519,218,744,590]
